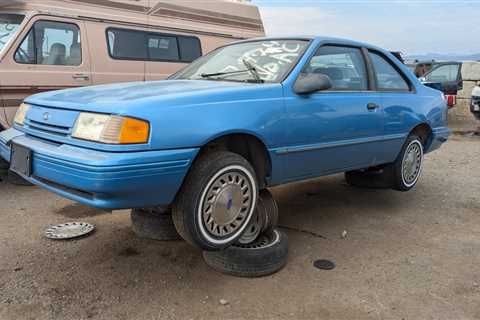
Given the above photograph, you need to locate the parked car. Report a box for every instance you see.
[0,36,450,251]
[0,0,265,130]
[471,86,480,120]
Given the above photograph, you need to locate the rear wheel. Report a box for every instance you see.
[172,151,258,251]
[391,134,424,191]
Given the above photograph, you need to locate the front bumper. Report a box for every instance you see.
[0,128,199,209]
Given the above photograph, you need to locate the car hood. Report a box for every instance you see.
[25,80,280,114]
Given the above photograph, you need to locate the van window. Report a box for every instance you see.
[0,14,25,54]
[15,20,82,66]
[107,28,201,63]
[424,64,460,83]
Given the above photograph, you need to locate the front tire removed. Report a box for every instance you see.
[172,151,258,251]
[203,229,288,278]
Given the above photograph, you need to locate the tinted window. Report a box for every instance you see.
[178,36,201,62]
[425,64,460,82]
[304,45,368,91]
[108,29,146,60]
[15,20,81,66]
[147,34,179,61]
[107,28,201,62]
[369,51,409,91]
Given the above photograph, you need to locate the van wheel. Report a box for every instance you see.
[131,208,181,241]
[203,229,288,278]
[391,134,424,191]
[172,151,258,251]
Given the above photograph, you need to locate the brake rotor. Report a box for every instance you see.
[45,222,95,240]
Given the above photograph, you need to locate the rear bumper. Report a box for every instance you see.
[427,127,450,153]
[0,128,199,209]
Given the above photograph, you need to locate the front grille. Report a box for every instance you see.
[25,119,71,137]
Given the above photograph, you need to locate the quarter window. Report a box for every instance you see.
[304,45,368,91]
[15,21,82,66]
[107,28,201,63]
[369,51,410,91]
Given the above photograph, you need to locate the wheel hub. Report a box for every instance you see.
[402,141,423,185]
[202,171,253,238]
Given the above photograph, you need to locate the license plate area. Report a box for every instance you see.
[10,143,32,177]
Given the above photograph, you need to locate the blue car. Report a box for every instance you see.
[0,36,449,250]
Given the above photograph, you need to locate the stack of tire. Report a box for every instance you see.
[131,189,287,278]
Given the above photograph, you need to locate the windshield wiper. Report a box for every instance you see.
[242,59,263,83]
[200,69,251,78]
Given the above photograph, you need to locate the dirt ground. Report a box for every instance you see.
[0,135,479,320]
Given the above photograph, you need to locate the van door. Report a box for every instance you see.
[0,16,91,126]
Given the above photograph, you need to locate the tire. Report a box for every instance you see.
[172,151,259,251]
[203,229,288,278]
[131,208,181,241]
[237,189,279,245]
[345,167,393,189]
[7,170,34,186]
[391,134,424,191]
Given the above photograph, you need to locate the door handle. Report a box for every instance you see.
[72,74,90,81]
[367,103,380,110]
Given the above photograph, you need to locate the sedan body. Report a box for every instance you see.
[0,36,450,250]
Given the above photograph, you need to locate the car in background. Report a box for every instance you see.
[0,36,450,251]
[420,62,463,95]
[0,0,265,131]
[471,86,480,120]
[407,59,437,78]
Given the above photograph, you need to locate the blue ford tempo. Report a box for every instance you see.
[0,37,450,250]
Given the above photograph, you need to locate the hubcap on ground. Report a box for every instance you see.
[402,140,423,186]
[202,171,253,238]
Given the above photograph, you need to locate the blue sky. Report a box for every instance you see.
[253,0,480,55]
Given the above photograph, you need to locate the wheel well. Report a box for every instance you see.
[198,134,272,189]
[410,123,432,147]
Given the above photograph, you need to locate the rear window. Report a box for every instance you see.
[107,28,201,63]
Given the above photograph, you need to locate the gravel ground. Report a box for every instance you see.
[0,136,479,320]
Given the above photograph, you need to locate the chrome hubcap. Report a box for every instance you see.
[237,208,262,244]
[402,140,423,186]
[202,171,253,238]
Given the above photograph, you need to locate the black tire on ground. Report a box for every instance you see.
[131,208,181,241]
[7,170,34,186]
[203,229,288,278]
[172,151,259,251]
[390,134,424,192]
[344,167,393,189]
[258,189,279,232]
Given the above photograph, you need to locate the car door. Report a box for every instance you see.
[422,63,462,95]
[367,50,419,163]
[0,16,92,126]
[283,45,384,180]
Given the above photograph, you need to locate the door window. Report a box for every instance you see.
[304,45,368,91]
[15,20,82,66]
[369,51,410,91]
[0,14,25,54]
[424,64,460,82]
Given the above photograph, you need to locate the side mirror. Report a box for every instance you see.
[294,73,333,95]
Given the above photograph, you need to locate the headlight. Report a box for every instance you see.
[14,103,30,126]
[72,112,150,144]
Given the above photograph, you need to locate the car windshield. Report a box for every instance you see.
[0,14,25,54]
[172,39,309,83]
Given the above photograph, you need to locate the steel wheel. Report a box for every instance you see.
[237,207,263,245]
[401,140,423,187]
[198,165,256,244]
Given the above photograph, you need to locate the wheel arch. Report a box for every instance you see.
[409,122,433,149]
[196,131,272,189]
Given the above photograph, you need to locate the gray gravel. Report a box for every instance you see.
[0,136,479,320]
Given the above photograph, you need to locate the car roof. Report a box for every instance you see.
[230,35,388,52]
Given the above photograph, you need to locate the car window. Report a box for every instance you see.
[0,14,25,54]
[369,51,410,91]
[107,28,201,62]
[303,45,368,91]
[15,20,82,66]
[425,64,459,82]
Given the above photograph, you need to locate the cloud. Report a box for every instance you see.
[258,5,480,54]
